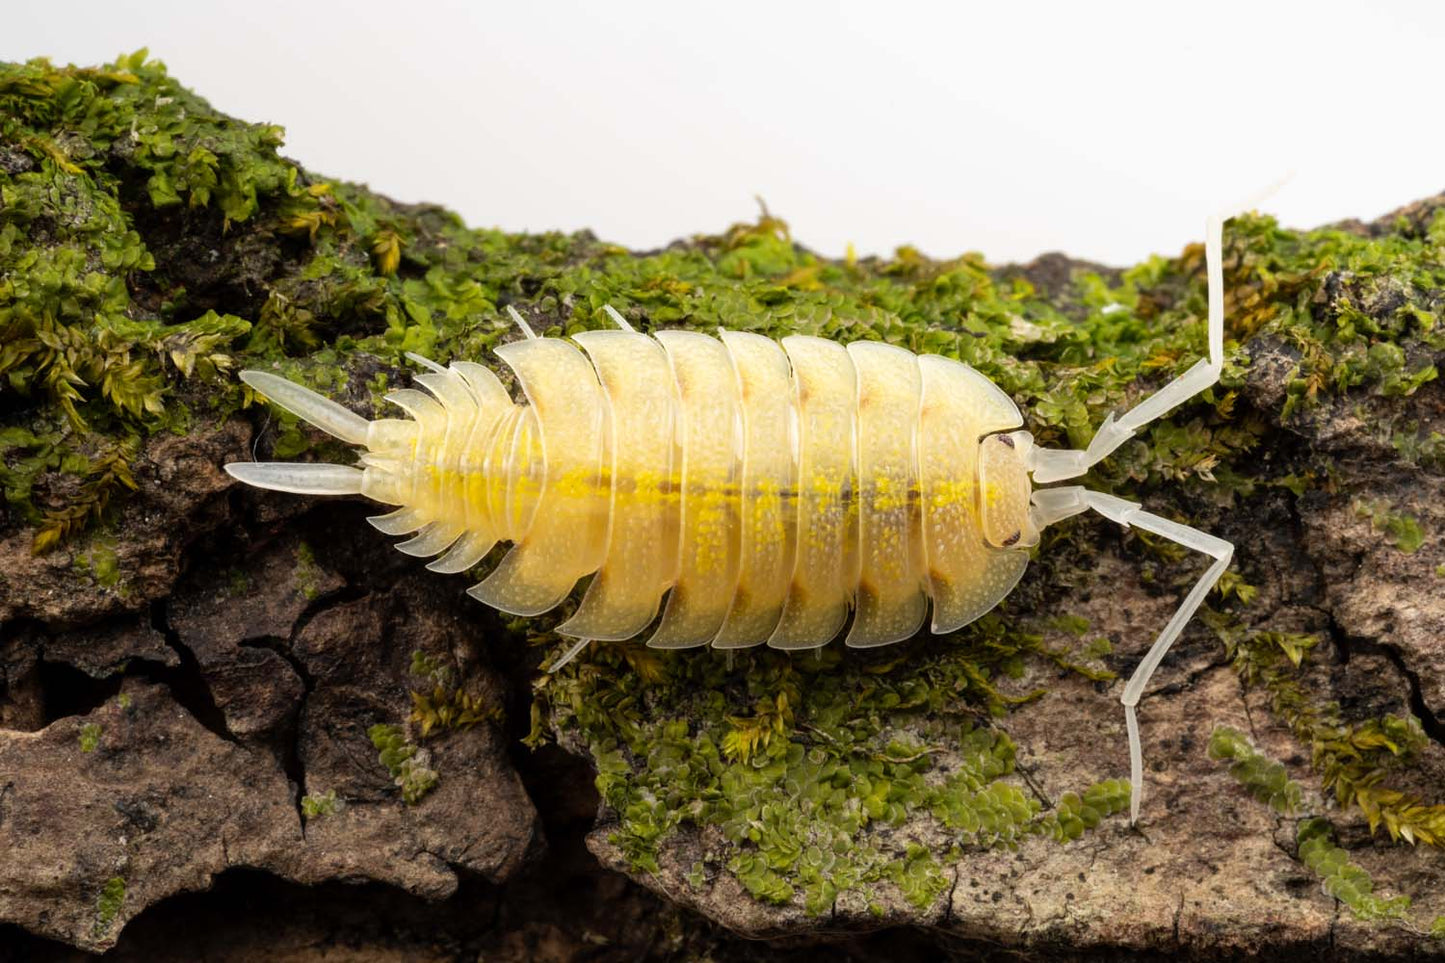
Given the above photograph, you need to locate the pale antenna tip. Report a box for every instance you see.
[404,351,448,374]
[505,305,539,340]
[602,305,636,333]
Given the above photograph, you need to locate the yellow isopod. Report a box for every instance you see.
[226,210,1242,824]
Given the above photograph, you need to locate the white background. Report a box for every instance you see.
[5,1,1443,266]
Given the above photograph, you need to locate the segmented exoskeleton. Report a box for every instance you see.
[227,209,1243,823]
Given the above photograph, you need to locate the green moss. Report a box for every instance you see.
[72,535,121,588]
[1208,725,1302,814]
[407,649,500,737]
[1225,629,1445,846]
[77,722,101,753]
[300,790,340,819]
[368,723,438,804]
[91,876,125,937]
[293,541,321,600]
[1353,499,1426,554]
[543,623,1132,913]
[1050,780,1132,841]
[1209,735,1436,933]
[1298,818,1412,922]
[226,567,252,597]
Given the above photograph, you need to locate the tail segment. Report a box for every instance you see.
[225,361,520,580]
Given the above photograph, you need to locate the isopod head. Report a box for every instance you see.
[979,429,1038,550]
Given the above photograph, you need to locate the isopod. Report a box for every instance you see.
[226,211,1241,823]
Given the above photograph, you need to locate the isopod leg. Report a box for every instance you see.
[548,637,593,673]
[1031,486,1233,824]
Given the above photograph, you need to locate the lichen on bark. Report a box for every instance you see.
[1,51,1443,958]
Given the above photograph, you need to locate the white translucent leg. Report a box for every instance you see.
[1074,489,1233,823]
[602,304,637,332]
[505,305,539,340]
[548,636,593,672]
[1030,208,1230,484]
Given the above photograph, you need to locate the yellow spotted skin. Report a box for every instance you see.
[255,327,1035,650]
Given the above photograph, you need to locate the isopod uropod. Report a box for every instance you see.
[226,210,1241,823]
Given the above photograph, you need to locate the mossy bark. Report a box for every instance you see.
[2,53,1443,959]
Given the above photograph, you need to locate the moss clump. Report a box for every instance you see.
[407,649,500,738]
[91,876,125,937]
[1,53,263,551]
[1298,818,1413,922]
[1353,499,1426,554]
[1208,725,1302,814]
[1226,630,1445,846]
[293,541,321,600]
[543,625,1130,914]
[300,790,341,819]
[77,722,101,753]
[1211,734,1442,933]
[368,723,437,804]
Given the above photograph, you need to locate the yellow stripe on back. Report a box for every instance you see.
[770,336,857,649]
[648,330,744,648]
[846,341,928,647]
[712,331,797,648]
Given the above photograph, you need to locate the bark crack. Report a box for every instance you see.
[942,864,959,925]
[148,601,242,746]
[1338,630,1445,749]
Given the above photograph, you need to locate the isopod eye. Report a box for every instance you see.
[1001,530,1021,547]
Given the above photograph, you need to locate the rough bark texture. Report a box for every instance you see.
[2,54,1444,960]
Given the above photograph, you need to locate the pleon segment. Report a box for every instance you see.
[359,418,418,505]
[414,371,476,548]
[917,355,1027,632]
[845,341,927,647]
[770,336,858,649]
[470,338,609,616]
[560,330,680,640]
[648,330,744,648]
[712,331,798,648]
[455,402,504,546]
[382,389,444,514]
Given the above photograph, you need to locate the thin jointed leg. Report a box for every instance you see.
[1085,490,1233,823]
[1027,486,1233,821]
[1024,202,1263,820]
[549,636,593,672]
[1030,209,1229,484]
